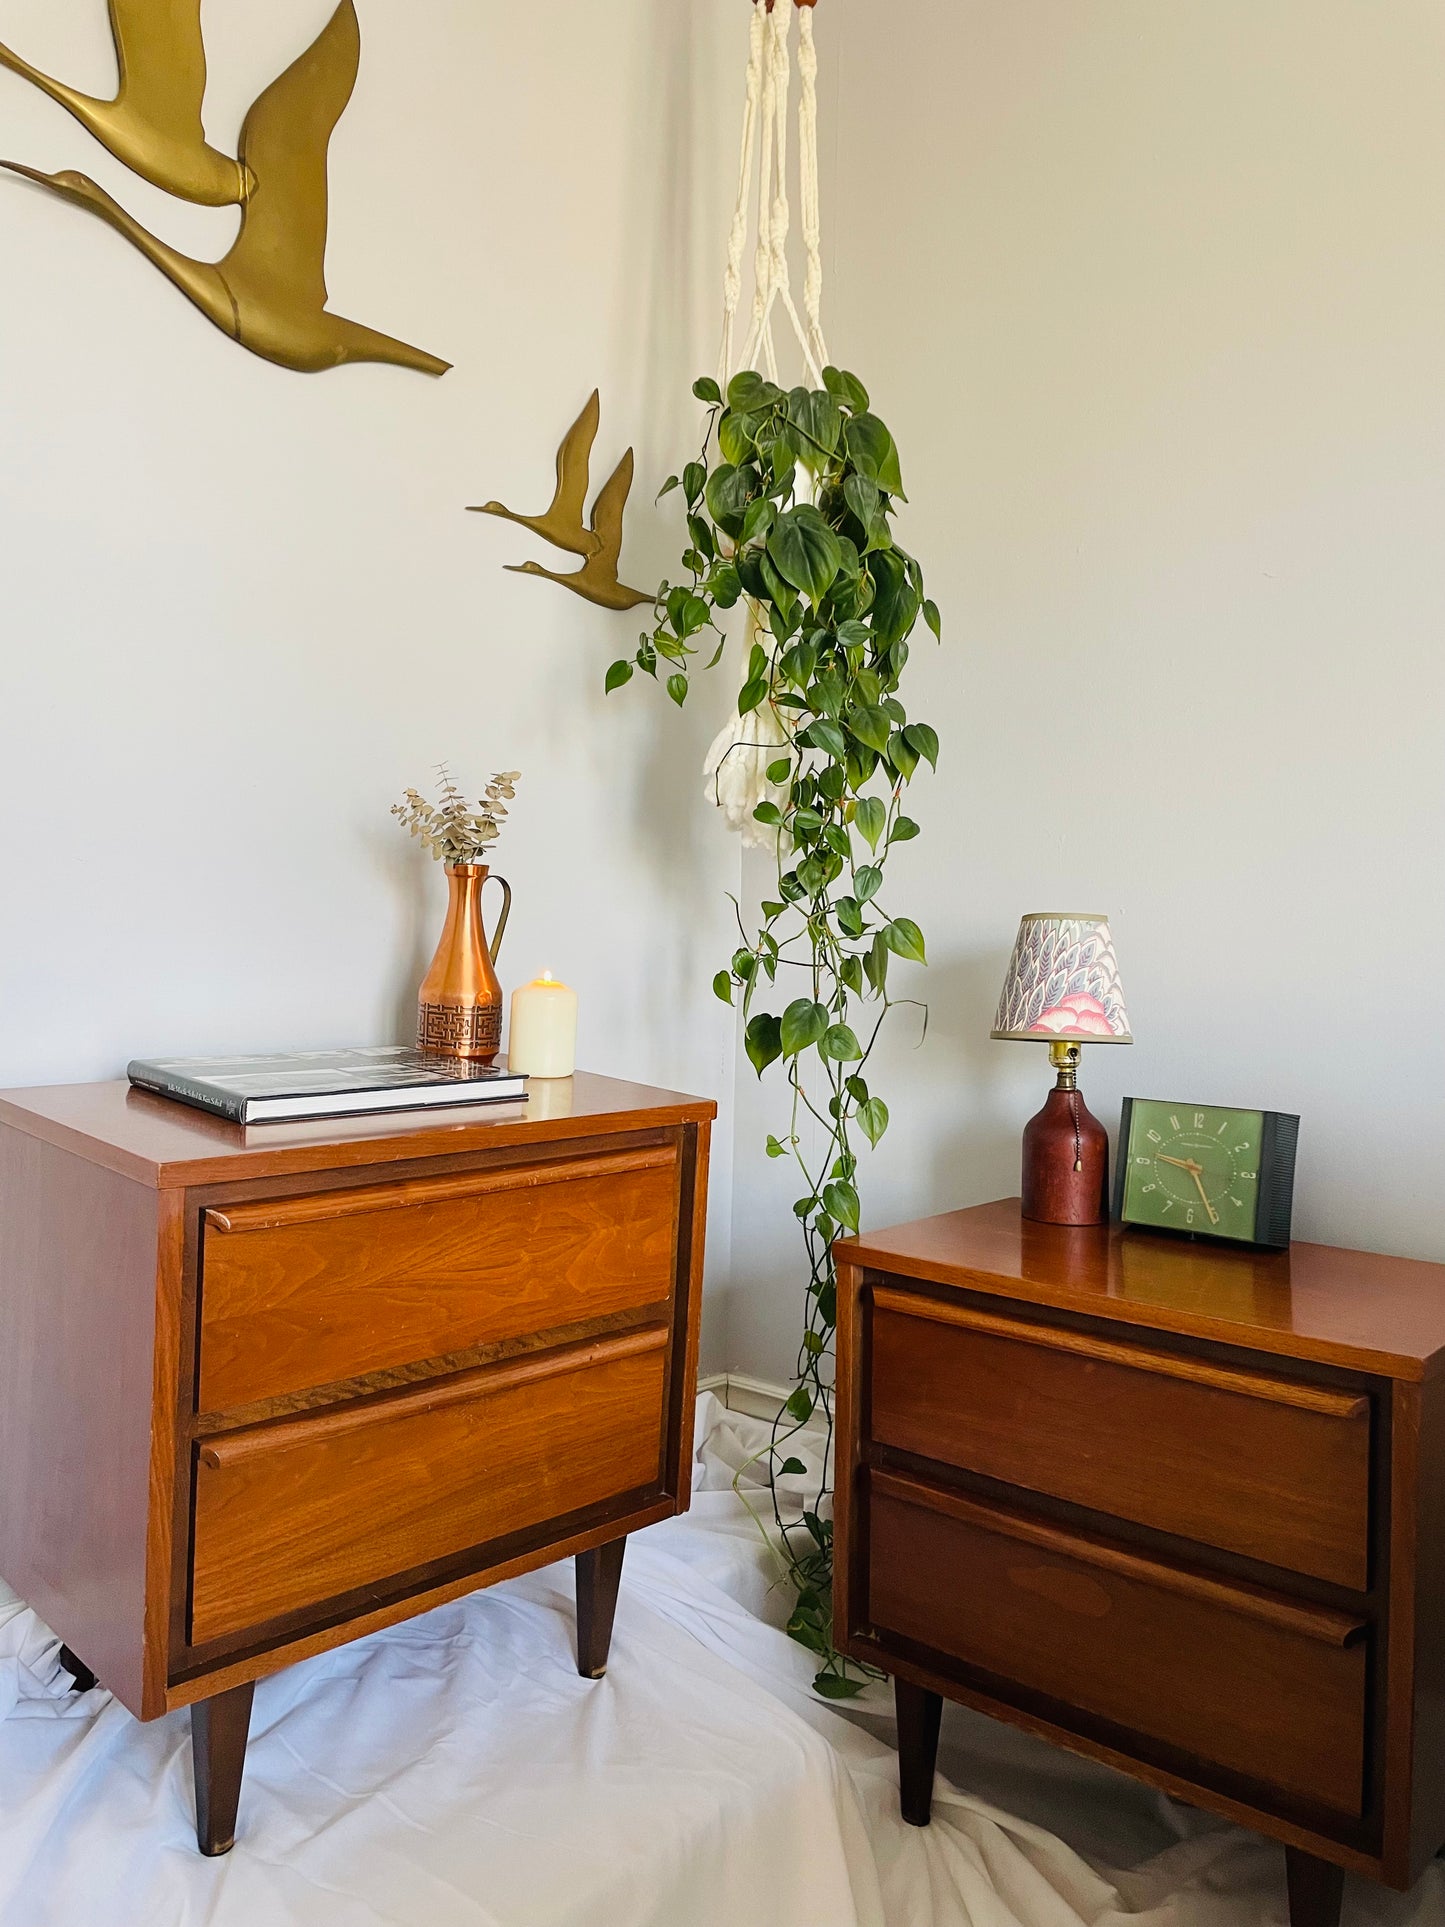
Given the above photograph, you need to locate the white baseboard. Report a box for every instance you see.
[697,1370,796,1423]
[696,1371,833,1462]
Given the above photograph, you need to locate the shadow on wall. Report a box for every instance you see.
[873,941,1028,1214]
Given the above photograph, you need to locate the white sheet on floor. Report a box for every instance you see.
[0,1394,1438,1926]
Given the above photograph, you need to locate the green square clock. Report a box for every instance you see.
[1115,1098,1300,1250]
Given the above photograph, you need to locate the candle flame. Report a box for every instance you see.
[541,970,554,983]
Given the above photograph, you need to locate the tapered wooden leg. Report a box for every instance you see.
[1285,1847,1345,1927]
[895,1677,943,1826]
[192,1680,255,1857]
[575,1537,627,1678]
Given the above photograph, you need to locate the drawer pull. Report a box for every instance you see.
[872,1287,1368,1421]
[873,1471,1367,1649]
[198,1324,668,1469]
[205,1145,675,1235]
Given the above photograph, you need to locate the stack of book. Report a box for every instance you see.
[127,1047,527,1126]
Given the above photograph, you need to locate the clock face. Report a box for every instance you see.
[1120,1100,1264,1241]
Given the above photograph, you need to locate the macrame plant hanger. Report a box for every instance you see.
[718,0,828,397]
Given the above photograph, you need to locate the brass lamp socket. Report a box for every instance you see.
[1048,1040,1082,1091]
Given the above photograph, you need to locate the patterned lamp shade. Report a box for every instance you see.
[991,913,1132,1044]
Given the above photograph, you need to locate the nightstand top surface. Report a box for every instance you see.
[837,1198,1445,1380]
[0,1072,716,1190]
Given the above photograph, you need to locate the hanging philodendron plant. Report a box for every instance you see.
[605,363,940,1695]
[602,0,940,1696]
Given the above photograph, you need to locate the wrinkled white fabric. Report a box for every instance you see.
[0,1395,1441,1926]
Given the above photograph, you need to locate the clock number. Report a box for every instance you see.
[1233,1143,1250,1154]
[1186,1207,1195,1224]
[1193,1113,1206,1128]
[1161,1198,1173,1212]
[1217,1120,1228,1135]
[1147,1130,1162,1144]
[1142,1182,1157,1193]
[1238,1170,1256,1181]
[1169,1115,1181,1131]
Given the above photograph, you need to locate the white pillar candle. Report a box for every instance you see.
[508,972,578,1078]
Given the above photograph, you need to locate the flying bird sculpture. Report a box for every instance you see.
[0,0,249,206]
[0,0,448,376]
[471,396,652,611]
[470,390,603,558]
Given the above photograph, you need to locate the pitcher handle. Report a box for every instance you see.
[485,874,512,963]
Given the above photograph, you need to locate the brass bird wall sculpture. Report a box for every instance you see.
[0,0,248,206]
[0,0,448,377]
[470,393,653,612]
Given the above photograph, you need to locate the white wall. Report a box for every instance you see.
[729,0,1445,1378]
[0,0,743,1363]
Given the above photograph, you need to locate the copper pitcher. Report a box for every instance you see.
[417,863,512,1061]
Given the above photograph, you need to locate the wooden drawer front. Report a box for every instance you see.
[198,1146,679,1411]
[190,1328,668,1645]
[870,1290,1371,1589]
[868,1471,1368,1817]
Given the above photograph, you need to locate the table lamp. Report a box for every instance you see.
[991,913,1132,1226]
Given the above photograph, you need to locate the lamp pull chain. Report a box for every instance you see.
[1069,1092,1083,1172]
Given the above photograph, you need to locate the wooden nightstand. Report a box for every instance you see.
[0,1073,713,1854]
[833,1200,1445,1927]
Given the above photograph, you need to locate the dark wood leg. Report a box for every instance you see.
[192,1680,255,1857]
[1285,1848,1345,1927]
[575,1536,627,1678]
[895,1676,943,1826]
[57,1645,97,1692]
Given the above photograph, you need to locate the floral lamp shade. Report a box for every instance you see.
[991,914,1132,1044]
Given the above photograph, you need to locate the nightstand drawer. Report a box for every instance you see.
[198,1145,680,1411]
[190,1327,668,1645]
[868,1470,1368,1818]
[870,1289,1371,1588]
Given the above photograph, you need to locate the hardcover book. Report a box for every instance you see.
[127,1046,528,1125]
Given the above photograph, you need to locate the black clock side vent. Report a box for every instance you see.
[1257,1111,1301,1250]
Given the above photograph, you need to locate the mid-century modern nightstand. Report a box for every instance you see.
[0,1073,713,1854]
[834,1199,1445,1927]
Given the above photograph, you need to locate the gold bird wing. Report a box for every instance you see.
[109,0,208,141]
[547,389,602,535]
[588,447,637,564]
[221,0,361,314]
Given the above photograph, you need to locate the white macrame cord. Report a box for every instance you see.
[718,0,829,391]
[705,1,832,842]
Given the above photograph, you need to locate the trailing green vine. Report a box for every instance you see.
[606,366,938,1696]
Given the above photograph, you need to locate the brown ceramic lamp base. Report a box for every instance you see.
[1021,1050,1110,1226]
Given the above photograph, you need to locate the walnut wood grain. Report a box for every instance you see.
[837,1198,1445,1381]
[0,1073,715,1190]
[869,1470,1368,1817]
[873,1470,1366,1646]
[203,1145,674,1231]
[872,1288,1368,1419]
[871,1291,1372,1589]
[198,1150,679,1410]
[0,1075,714,1850]
[0,1128,159,1715]
[832,1211,1445,1896]
[191,1338,668,1643]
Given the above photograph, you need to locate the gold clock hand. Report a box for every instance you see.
[1189,1166,1220,1225]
